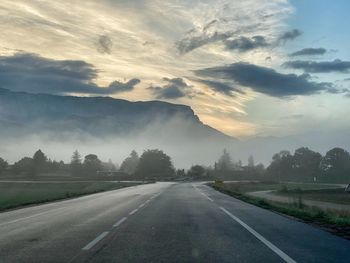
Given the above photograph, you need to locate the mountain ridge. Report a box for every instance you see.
[0,88,233,141]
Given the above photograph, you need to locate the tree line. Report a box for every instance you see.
[0,149,176,180]
[1,146,349,183]
[266,147,350,183]
[184,147,350,183]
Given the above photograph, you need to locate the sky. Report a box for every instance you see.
[0,0,349,139]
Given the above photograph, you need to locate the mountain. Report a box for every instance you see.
[0,88,237,167]
[0,88,233,143]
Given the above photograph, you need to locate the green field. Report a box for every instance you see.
[0,181,140,211]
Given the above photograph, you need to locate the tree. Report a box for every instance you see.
[293,147,322,180]
[248,155,255,167]
[0,157,8,175]
[216,149,233,171]
[188,165,206,178]
[255,163,265,175]
[83,154,102,175]
[120,150,139,174]
[266,150,293,181]
[102,159,117,171]
[320,148,350,181]
[12,157,34,175]
[135,149,174,178]
[32,149,48,173]
[70,150,82,175]
[176,169,185,177]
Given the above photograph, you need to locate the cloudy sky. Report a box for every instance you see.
[0,0,349,139]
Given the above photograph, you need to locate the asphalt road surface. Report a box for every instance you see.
[0,182,349,263]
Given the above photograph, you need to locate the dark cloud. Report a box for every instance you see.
[175,31,232,55]
[289,48,326,57]
[224,36,268,52]
[284,59,350,73]
[194,62,333,98]
[148,77,192,99]
[107,78,141,93]
[278,29,302,44]
[96,35,113,54]
[326,87,349,94]
[195,79,245,97]
[203,19,218,31]
[0,53,140,95]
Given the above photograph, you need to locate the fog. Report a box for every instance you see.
[1,114,350,168]
[0,116,233,168]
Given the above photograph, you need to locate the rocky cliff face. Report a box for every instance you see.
[0,88,232,142]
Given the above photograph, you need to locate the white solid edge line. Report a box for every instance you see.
[129,209,138,215]
[0,211,51,227]
[139,203,145,208]
[219,207,296,263]
[0,207,67,227]
[82,231,109,250]
[113,217,127,227]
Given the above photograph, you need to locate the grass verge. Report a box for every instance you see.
[0,181,142,212]
[211,182,350,240]
[276,188,350,205]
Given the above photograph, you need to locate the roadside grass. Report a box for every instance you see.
[215,181,340,194]
[211,181,350,230]
[276,188,350,205]
[0,181,140,212]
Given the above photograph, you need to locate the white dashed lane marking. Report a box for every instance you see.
[129,209,138,215]
[113,217,127,228]
[82,231,109,250]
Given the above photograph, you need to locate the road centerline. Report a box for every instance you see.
[206,196,214,202]
[113,217,127,228]
[219,207,296,263]
[129,209,138,215]
[82,231,109,251]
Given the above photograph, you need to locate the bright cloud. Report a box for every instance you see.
[0,0,349,138]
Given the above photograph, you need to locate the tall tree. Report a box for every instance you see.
[135,149,174,178]
[83,154,102,175]
[32,149,48,174]
[0,157,8,175]
[216,149,233,171]
[293,147,322,180]
[248,155,255,167]
[70,150,82,175]
[320,148,350,181]
[267,150,293,181]
[120,150,139,174]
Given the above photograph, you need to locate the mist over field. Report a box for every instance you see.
[1,108,349,168]
[0,124,231,168]
[0,88,236,168]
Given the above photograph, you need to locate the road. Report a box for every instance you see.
[0,182,349,263]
